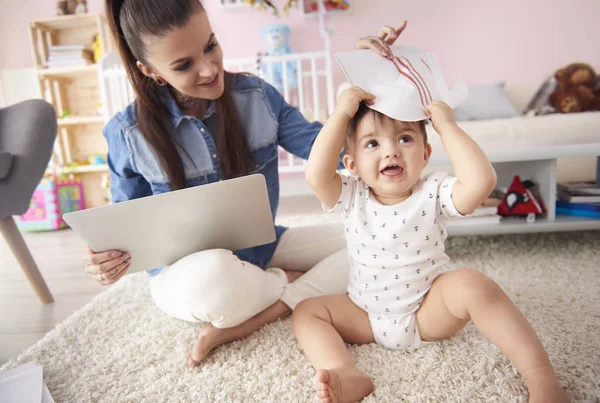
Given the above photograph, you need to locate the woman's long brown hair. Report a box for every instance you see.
[105,0,252,190]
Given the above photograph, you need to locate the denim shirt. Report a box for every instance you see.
[103,74,326,276]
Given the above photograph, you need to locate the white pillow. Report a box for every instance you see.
[454,82,519,121]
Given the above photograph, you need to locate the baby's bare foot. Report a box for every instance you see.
[524,367,569,403]
[314,367,373,403]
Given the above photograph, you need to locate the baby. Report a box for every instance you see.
[292,86,568,403]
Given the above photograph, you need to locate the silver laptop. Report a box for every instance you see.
[63,174,276,274]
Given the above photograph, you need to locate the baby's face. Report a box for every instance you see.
[344,114,431,205]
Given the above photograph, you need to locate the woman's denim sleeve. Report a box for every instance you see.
[262,81,344,168]
[103,118,152,203]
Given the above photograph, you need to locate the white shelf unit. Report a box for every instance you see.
[428,140,600,235]
[29,14,111,208]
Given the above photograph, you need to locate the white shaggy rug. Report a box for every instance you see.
[2,230,600,402]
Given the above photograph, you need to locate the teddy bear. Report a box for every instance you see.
[548,63,600,113]
[259,24,298,92]
[56,0,87,16]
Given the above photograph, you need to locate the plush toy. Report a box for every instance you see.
[329,0,350,10]
[244,0,278,16]
[75,0,88,14]
[56,0,69,15]
[304,0,350,12]
[498,176,545,220]
[91,34,103,63]
[548,63,600,113]
[56,0,87,15]
[260,24,298,92]
[283,0,299,16]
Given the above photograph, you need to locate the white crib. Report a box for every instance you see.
[97,50,335,175]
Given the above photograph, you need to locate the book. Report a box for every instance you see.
[556,207,600,219]
[448,214,502,226]
[557,181,600,196]
[47,47,93,66]
[556,200,600,212]
[48,52,93,62]
[49,44,90,52]
[469,206,498,217]
[482,197,502,207]
[46,59,94,68]
[557,190,600,203]
[556,200,600,218]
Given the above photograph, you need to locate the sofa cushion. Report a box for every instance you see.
[0,151,13,180]
[454,82,520,121]
[428,111,600,147]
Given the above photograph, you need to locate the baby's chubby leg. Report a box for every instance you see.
[292,295,375,403]
[416,268,568,403]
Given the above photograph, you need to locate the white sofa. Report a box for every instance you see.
[426,84,600,183]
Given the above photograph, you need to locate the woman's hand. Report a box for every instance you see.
[355,21,408,58]
[83,247,131,286]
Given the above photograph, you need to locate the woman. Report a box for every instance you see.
[83,0,406,366]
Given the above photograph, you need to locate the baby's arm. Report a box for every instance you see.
[426,101,497,215]
[305,87,375,209]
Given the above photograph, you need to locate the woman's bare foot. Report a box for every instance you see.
[185,300,292,367]
[184,269,301,368]
[185,322,234,367]
[524,367,569,403]
[314,367,373,403]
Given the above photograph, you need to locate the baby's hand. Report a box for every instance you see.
[335,86,376,119]
[425,101,457,133]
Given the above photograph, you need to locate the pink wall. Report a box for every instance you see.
[2,0,599,88]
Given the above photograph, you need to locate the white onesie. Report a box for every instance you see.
[326,171,463,349]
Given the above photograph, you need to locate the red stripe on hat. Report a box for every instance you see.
[394,57,427,106]
[401,57,432,105]
[390,57,426,107]
[421,58,432,74]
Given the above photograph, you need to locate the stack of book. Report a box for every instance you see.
[556,181,600,218]
[46,45,94,68]
[448,198,502,227]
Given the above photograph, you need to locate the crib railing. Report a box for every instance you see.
[224,51,335,121]
[98,51,334,174]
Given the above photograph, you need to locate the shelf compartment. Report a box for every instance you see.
[38,65,98,78]
[57,115,104,126]
[46,164,108,175]
[30,14,101,31]
[28,13,109,70]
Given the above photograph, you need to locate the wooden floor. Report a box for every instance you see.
[0,195,323,365]
[0,228,102,365]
